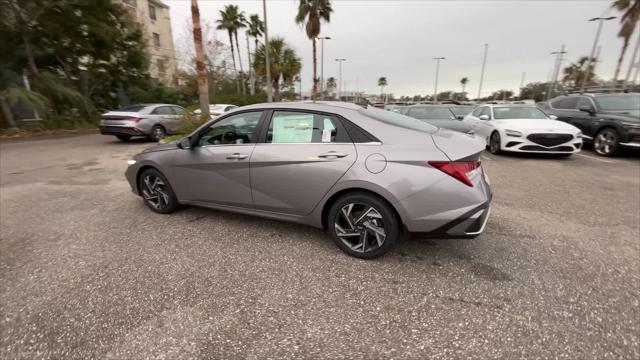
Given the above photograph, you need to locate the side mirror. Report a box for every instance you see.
[456,115,464,120]
[549,114,558,120]
[578,106,595,115]
[479,115,490,121]
[177,136,193,149]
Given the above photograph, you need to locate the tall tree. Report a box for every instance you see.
[563,56,596,88]
[378,77,387,99]
[612,0,640,83]
[460,77,469,99]
[231,7,247,95]
[253,37,301,101]
[191,0,210,119]
[246,14,264,95]
[295,0,333,99]
[217,5,240,90]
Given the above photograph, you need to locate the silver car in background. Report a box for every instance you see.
[100,104,185,142]
[400,105,476,133]
[193,104,239,120]
[125,102,492,259]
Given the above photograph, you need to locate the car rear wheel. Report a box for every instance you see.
[138,168,179,214]
[489,131,502,154]
[328,192,399,259]
[150,125,166,142]
[593,128,619,157]
[116,135,131,142]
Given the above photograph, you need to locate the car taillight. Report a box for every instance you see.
[428,161,480,187]
[127,117,142,123]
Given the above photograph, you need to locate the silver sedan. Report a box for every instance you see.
[100,104,185,142]
[125,102,492,258]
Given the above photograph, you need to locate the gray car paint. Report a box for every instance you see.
[125,102,491,235]
[100,104,185,137]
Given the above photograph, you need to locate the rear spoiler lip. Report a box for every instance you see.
[429,128,484,162]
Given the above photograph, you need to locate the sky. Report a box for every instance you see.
[164,0,637,97]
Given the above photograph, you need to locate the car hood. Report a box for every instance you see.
[141,142,179,154]
[599,109,640,120]
[493,119,579,132]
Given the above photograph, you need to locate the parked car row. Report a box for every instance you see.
[99,103,239,142]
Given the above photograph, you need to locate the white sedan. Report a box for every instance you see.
[463,104,583,156]
[192,104,238,119]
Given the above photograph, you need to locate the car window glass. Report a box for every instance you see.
[594,95,640,110]
[493,107,548,119]
[471,107,483,117]
[479,107,491,118]
[450,107,473,117]
[198,111,262,146]
[408,107,454,120]
[152,106,174,115]
[551,97,578,109]
[171,106,185,115]
[358,108,437,133]
[267,111,341,143]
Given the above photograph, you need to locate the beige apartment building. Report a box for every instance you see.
[119,0,177,85]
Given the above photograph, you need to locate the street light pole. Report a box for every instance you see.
[477,43,488,100]
[432,57,445,103]
[581,16,616,91]
[335,58,346,101]
[317,36,331,99]
[262,0,272,102]
[547,44,567,100]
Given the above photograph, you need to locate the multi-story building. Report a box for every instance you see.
[119,0,177,85]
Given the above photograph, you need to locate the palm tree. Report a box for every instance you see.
[246,14,264,95]
[460,77,469,99]
[295,0,333,99]
[612,0,640,83]
[253,37,302,101]
[191,0,210,118]
[326,76,336,98]
[378,77,387,101]
[216,5,239,79]
[563,56,595,88]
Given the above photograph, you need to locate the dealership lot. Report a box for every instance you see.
[1,133,638,359]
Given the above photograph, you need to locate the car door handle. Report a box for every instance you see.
[318,151,348,159]
[226,153,248,160]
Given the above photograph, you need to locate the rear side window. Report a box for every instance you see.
[551,97,578,109]
[267,111,349,143]
[358,108,437,133]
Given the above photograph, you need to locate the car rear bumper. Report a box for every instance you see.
[408,200,491,239]
[100,126,145,137]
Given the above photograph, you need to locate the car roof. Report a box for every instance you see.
[239,101,364,113]
[565,92,640,98]
[481,104,538,108]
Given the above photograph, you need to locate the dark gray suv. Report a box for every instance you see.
[539,93,640,156]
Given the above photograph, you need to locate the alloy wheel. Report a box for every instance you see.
[490,133,501,153]
[334,203,387,253]
[594,130,617,156]
[141,174,170,210]
[152,126,165,141]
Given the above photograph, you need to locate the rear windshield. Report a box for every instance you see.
[117,105,146,112]
[359,108,437,133]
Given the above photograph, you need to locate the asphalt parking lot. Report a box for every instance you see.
[1,133,638,359]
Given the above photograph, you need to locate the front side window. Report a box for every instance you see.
[152,106,173,115]
[479,107,491,118]
[198,112,262,146]
[471,107,483,117]
[450,107,474,117]
[267,111,344,143]
[551,97,578,110]
[408,107,454,120]
[595,95,640,111]
[171,106,185,115]
[493,107,548,119]
[576,97,594,110]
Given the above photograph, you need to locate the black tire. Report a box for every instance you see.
[138,168,179,214]
[489,131,502,155]
[593,128,619,157]
[327,192,399,259]
[149,125,166,142]
[556,153,573,158]
[116,135,131,142]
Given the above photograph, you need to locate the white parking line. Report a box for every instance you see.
[574,153,618,164]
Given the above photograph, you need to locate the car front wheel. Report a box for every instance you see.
[150,125,166,142]
[138,168,179,214]
[328,192,399,259]
[593,128,619,156]
[489,131,502,154]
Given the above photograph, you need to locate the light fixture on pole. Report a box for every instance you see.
[581,16,616,91]
[335,58,346,101]
[317,36,331,98]
[432,57,445,103]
